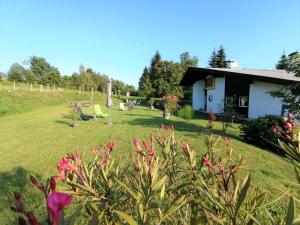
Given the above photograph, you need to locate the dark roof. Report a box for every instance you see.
[179,67,299,86]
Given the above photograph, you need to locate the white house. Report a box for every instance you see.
[179,65,300,119]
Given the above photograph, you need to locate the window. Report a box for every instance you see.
[239,96,248,107]
[205,76,215,89]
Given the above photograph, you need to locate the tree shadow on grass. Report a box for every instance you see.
[0,167,44,223]
[54,120,71,126]
[127,117,243,142]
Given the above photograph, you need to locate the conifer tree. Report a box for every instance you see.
[208,49,217,68]
[138,67,153,98]
[215,45,227,68]
[276,51,290,70]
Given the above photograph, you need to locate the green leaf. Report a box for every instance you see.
[286,196,295,225]
[160,183,165,200]
[292,217,300,225]
[115,178,139,201]
[235,174,251,214]
[152,176,166,191]
[114,210,138,225]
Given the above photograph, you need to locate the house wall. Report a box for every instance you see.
[248,81,283,119]
[192,80,205,110]
[206,77,225,113]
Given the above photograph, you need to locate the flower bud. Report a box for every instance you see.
[142,140,149,150]
[27,212,40,225]
[29,176,41,188]
[50,176,56,192]
[18,217,27,225]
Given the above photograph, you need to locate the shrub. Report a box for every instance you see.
[10,125,300,224]
[177,105,194,120]
[240,115,285,155]
[162,95,178,113]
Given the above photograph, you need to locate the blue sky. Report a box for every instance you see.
[0,0,299,86]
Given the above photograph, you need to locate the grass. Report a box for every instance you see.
[0,87,298,224]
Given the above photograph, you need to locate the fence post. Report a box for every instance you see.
[30,83,33,92]
[91,87,94,102]
[13,80,16,91]
[40,85,43,92]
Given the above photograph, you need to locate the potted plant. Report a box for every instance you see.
[163,95,178,119]
[149,98,155,110]
[70,107,80,127]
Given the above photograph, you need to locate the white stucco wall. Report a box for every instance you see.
[206,77,225,113]
[192,80,205,110]
[248,81,283,119]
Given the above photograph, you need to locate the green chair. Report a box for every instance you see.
[94,104,109,118]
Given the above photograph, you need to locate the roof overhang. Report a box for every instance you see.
[179,67,299,86]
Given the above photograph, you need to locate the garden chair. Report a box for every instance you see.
[94,104,109,118]
[75,105,94,121]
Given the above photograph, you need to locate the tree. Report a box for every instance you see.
[41,67,61,86]
[180,52,198,71]
[70,73,81,89]
[138,67,153,98]
[8,63,25,82]
[180,52,198,100]
[24,69,36,83]
[112,79,126,95]
[271,59,300,113]
[149,51,162,94]
[215,45,227,68]
[29,56,52,83]
[276,51,289,70]
[208,49,217,68]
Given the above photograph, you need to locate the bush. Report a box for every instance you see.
[177,105,194,120]
[240,115,285,155]
[12,126,294,224]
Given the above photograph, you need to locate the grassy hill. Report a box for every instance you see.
[0,86,297,224]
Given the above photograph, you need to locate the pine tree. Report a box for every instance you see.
[208,49,217,68]
[138,67,153,98]
[215,45,227,68]
[276,51,289,70]
[149,51,162,96]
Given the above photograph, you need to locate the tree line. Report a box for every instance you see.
[6,56,136,95]
[138,47,299,101]
[138,46,228,100]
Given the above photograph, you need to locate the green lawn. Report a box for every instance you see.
[0,90,297,224]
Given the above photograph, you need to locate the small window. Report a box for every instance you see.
[239,96,248,107]
[205,76,215,89]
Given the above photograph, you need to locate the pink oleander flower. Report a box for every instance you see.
[133,138,141,151]
[285,122,294,131]
[47,192,72,225]
[203,156,214,173]
[56,157,76,172]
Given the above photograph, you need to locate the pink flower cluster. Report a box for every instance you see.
[273,112,297,141]
[132,135,156,176]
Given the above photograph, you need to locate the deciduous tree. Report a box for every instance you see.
[8,63,25,82]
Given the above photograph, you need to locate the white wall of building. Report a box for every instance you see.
[192,80,205,110]
[248,81,283,119]
[206,77,225,113]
